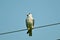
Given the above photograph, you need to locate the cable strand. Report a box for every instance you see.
[0,22,60,35]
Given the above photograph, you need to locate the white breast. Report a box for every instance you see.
[27,16,33,23]
[26,14,34,28]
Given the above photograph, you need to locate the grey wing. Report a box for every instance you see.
[26,19,28,28]
[33,19,34,26]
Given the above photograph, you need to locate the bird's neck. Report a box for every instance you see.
[27,16,33,19]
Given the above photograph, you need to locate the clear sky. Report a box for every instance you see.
[0,0,60,40]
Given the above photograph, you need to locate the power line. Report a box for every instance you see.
[0,22,60,35]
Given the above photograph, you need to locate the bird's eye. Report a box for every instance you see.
[27,15,28,16]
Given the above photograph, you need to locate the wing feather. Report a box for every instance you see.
[33,19,34,26]
[26,19,28,28]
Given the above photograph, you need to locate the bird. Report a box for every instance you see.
[26,13,34,36]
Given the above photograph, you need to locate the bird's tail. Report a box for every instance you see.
[27,27,32,36]
[29,27,32,36]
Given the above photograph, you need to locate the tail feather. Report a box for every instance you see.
[27,27,32,36]
[29,27,32,36]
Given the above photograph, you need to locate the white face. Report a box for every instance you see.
[29,14,32,17]
[27,13,32,17]
[27,13,33,19]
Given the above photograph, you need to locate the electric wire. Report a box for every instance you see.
[0,22,60,35]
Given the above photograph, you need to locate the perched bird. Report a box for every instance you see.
[26,13,34,36]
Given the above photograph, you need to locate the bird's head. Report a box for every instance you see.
[27,13,32,17]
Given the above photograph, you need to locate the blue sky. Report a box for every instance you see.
[0,0,60,40]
